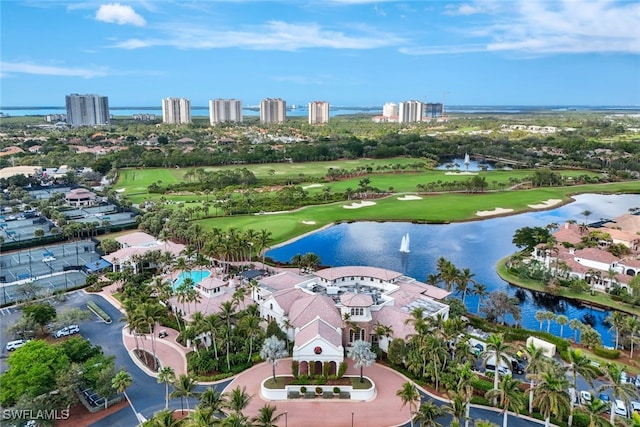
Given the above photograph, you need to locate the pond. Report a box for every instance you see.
[266,194,640,346]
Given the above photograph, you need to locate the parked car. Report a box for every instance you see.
[614,400,628,417]
[580,391,592,405]
[634,377,640,388]
[42,256,56,262]
[510,360,525,375]
[631,401,640,414]
[54,325,80,338]
[599,393,611,405]
[620,371,628,383]
[6,339,28,351]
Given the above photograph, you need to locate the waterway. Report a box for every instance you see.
[266,194,640,346]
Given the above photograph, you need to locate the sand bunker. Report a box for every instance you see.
[476,207,514,217]
[528,199,563,209]
[301,220,316,225]
[302,184,324,190]
[343,201,377,209]
[397,195,423,201]
[445,171,478,175]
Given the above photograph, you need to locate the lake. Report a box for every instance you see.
[266,193,640,346]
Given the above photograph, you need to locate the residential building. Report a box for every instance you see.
[382,102,398,118]
[424,103,444,118]
[260,98,286,124]
[308,101,329,125]
[209,99,243,125]
[65,94,110,127]
[161,98,191,124]
[398,100,423,123]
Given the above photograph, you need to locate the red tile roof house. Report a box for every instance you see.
[256,266,450,368]
[532,217,640,292]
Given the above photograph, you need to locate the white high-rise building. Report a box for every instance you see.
[209,99,243,125]
[260,98,286,124]
[308,101,330,125]
[65,94,110,127]
[398,101,424,123]
[382,102,398,118]
[162,98,191,124]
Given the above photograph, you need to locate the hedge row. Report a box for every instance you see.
[593,345,621,359]
[87,301,111,323]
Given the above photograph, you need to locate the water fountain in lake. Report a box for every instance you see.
[464,153,471,171]
[399,233,410,253]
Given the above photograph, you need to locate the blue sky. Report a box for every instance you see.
[1,0,639,107]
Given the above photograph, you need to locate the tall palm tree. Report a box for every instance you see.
[203,313,222,359]
[256,229,273,266]
[625,316,640,358]
[147,409,180,427]
[456,362,477,427]
[606,311,626,350]
[543,311,556,333]
[184,406,216,427]
[396,381,421,427]
[240,313,262,363]
[581,398,611,427]
[157,366,176,410]
[219,300,238,372]
[111,370,140,423]
[224,386,252,415]
[413,401,443,427]
[535,311,546,331]
[485,374,525,427]
[566,349,598,427]
[171,374,199,414]
[472,282,488,313]
[443,391,466,427]
[199,387,225,418]
[598,362,640,425]
[482,334,514,402]
[522,342,550,414]
[455,267,475,304]
[570,319,584,343]
[251,404,282,427]
[533,370,571,427]
[556,315,569,338]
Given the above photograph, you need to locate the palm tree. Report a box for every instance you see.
[523,342,550,414]
[472,282,488,313]
[543,311,556,333]
[566,349,598,427]
[443,391,466,427]
[147,409,180,427]
[350,339,376,383]
[482,334,514,402]
[112,370,140,423]
[240,313,262,362]
[556,315,569,338]
[171,374,199,414]
[256,229,273,266]
[251,404,282,427]
[456,362,477,427]
[198,387,225,416]
[223,386,252,415]
[455,267,476,303]
[413,401,443,427]
[157,366,176,410]
[535,311,546,331]
[184,405,216,427]
[533,370,571,427]
[260,336,288,382]
[582,209,593,225]
[219,300,238,372]
[570,319,584,343]
[485,374,524,427]
[625,316,640,358]
[606,311,626,350]
[203,313,222,359]
[581,398,611,427]
[598,362,640,425]
[396,382,421,427]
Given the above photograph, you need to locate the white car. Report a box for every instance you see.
[614,400,628,418]
[42,256,56,262]
[631,401,640,414]
[580,391,592,405]
[54,325,80,338]
[6,339,29,351]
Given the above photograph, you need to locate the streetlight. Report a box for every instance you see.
[285,410,287,427]
[351,411,354,427]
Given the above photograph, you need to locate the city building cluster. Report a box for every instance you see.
[373,101,444,123]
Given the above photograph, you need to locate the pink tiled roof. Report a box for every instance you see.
[574,248,619,264]
[272,288,306,313]
[553,223,585,245]
[103,232,185,263]
[394,279,451,300]
[605,215,640,234]
[373,307,415,340]
[314,266,403,282]
[259,271,307,291]
[289,294,342,329]
[199,276,226,290]
[295,318,342,349]
[340,292,373,307]
[116,232,157,247]
[606,228,639,243]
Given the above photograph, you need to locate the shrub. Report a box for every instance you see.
[593,345,620,359]
[333,387,340,394]
[300,386,307,394]
[338,362,348,378]
[470,378,494,394]
[291,360,299,378]
[315,386,323,395]
[87,301,111,323]
[470,396,491,406]
[323,361,331,377]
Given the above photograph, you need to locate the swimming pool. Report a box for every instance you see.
[172,270,211,289]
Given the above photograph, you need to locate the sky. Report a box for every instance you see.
[1,0,639,107]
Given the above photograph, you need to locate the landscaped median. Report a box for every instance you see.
[261,376,375,401]
[87,300,112,324]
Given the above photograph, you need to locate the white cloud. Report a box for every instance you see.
[405,0,640,55]
[0,61,108,78]
[96,3,146,26]
[110,20,405,51]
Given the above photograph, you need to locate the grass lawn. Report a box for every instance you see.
[496,258,640,317]
[198,181,639,245]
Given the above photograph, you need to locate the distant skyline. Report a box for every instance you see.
[1,1,639,107]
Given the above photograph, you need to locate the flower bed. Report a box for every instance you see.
[261,376,375,401]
